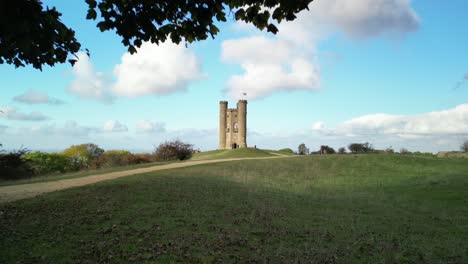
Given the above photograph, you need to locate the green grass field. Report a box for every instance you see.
[0,148,291,187]
[191,148,294,160]
[0,161,176,187]
[1,154,467,263]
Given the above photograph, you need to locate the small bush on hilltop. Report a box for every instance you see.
[154,140,194,161]
[298,143,309,155]
[400,148,411,155]
[338,147,346,154]
[348,142,374,154]
[320,145,336,154]
[461,140,468,153]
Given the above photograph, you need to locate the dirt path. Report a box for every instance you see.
[0,156,293,204]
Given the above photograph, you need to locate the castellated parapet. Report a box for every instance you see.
[218,100,247,149]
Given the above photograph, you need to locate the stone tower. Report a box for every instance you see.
[218,100,247,149]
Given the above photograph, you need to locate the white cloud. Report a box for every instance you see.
[314,104,468,137]
[112,42,203,97]
[222,0,420,100]
[135,120,166,133]
[222,36,320,100]
[28,121,99,137]
[222,36,291,64]
[0,106,50,121]
[299,0,420,40]
[68,52,114,103]
[102,120,128,133]
[13,90,64,105]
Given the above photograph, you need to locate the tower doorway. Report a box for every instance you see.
[232,143,238,149]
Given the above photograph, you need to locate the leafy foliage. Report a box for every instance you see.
[297,143,309,155]
[0,148,34,180]
[461,140,468,153]
[320,145,336,154]
[399,148,411,155]
[0,0,82,70]
[0,0,313,69]
[338,147,346,154]
[348,142,374,154]
[24,152,75,174]
[153,140,194,161]
[385,146,395,154]
[62,143,104,169]
[97,150,133,168]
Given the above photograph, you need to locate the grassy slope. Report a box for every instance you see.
[191,148,294,160]
[0,161,175,187]
[1,154,468,263]
[1,148,286,187]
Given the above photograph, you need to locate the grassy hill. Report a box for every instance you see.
[191,148,295,160]
[1,154,467,263]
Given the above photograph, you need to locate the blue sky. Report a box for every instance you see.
[1,0,467,153]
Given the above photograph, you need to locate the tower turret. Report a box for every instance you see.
[218,101,227,149]
[237,100,247,148]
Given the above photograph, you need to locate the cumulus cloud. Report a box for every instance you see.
[28,121,98,137]
[222,36,320,99]
[135,120,166,133]
[13,90,64,105]
[112,42,203,97]
[302,0,420,39]
[68,52,114,103]
[222,0,420,100]
[102,120,128,133]
[0,106,50,121]
[313,104,468,137]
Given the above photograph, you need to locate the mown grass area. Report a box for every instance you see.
[0,161,175,187]
[1,154,467,263]
[191,148,294,160]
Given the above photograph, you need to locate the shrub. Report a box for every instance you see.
[129,153,155,164]
[385,147,394,154]
[153,140,194,161]
[298,143,309,155]
[0,148,34,180]
[24,151,75,175]
[338,147,346,154]
[400,148,411,155]
[348,142,374,154]
[320,145,336,154]
[461,140,468,153]
[62,143,104,169]
[98,150,132,168]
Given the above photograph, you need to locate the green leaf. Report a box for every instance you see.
[267,24,278,34]
[86,9,97,20]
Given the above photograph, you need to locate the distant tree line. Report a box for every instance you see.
[295,142,440,156]
[0,140,194,181]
